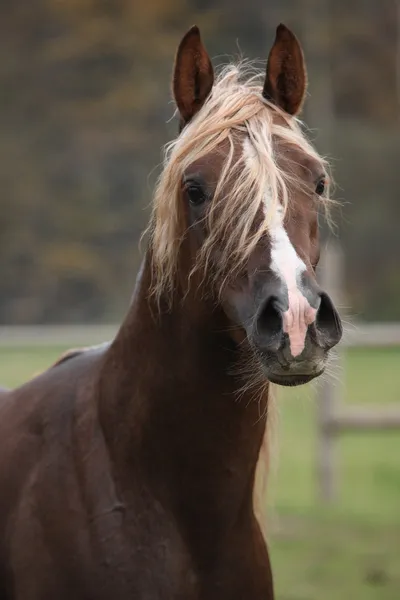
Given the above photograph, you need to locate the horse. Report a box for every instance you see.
[0,24,342,600]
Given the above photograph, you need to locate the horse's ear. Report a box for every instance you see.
[173,26,214,125]
[262,24,307,116]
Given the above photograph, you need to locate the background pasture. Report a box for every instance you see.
[1,343,399,600]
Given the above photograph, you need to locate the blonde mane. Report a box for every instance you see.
[148,61,331,304]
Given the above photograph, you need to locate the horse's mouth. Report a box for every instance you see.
[266,369,324,387]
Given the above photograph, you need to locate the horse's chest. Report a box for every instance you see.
[6,483,273,600]
[87,510,200,600]
[83,499,274,600]
[6,498,198,600]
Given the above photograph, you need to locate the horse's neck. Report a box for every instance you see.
[98,253,268,544]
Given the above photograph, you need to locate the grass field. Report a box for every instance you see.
[0,345,399,599]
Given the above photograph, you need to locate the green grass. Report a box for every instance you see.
[270,347,400,599]
[0,346,71,388]
[1,345,399,599]
[272,348,400,524]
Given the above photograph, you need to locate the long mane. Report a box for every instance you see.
[147,61,332,304]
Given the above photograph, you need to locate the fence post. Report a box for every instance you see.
[316,242,345,502]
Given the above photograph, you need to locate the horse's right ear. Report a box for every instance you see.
[173,26,214,126]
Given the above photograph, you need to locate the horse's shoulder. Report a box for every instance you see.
[3,342,111,408]
[0,344,111,450]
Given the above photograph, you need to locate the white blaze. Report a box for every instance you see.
[243,138,317,357]
[269,208,317,357]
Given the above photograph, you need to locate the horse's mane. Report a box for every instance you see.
[147,60,332,304]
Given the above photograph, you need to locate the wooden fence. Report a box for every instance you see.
[1,244,400,503]
[316,243,400,502]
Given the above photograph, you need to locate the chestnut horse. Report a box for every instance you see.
[0,24,342,600]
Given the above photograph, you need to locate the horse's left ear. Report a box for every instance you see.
[173,26,214,125]
[262,24,307,116]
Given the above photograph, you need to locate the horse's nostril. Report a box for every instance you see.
[255,296,283,350]
[315,292,342,349]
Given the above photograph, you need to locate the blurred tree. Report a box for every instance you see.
[0,0,398,323]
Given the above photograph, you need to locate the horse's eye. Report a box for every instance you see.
[186,185,206,206]
[315,178,326,196]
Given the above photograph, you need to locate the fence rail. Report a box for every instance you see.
[328,408,400,431]
[1,322,400,347]
[0,325,118,347]
[341,323,400,347]
[316,243,400,502]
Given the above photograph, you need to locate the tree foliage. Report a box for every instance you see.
[1,0,398,323]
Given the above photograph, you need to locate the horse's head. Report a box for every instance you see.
[150,24,342,387]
